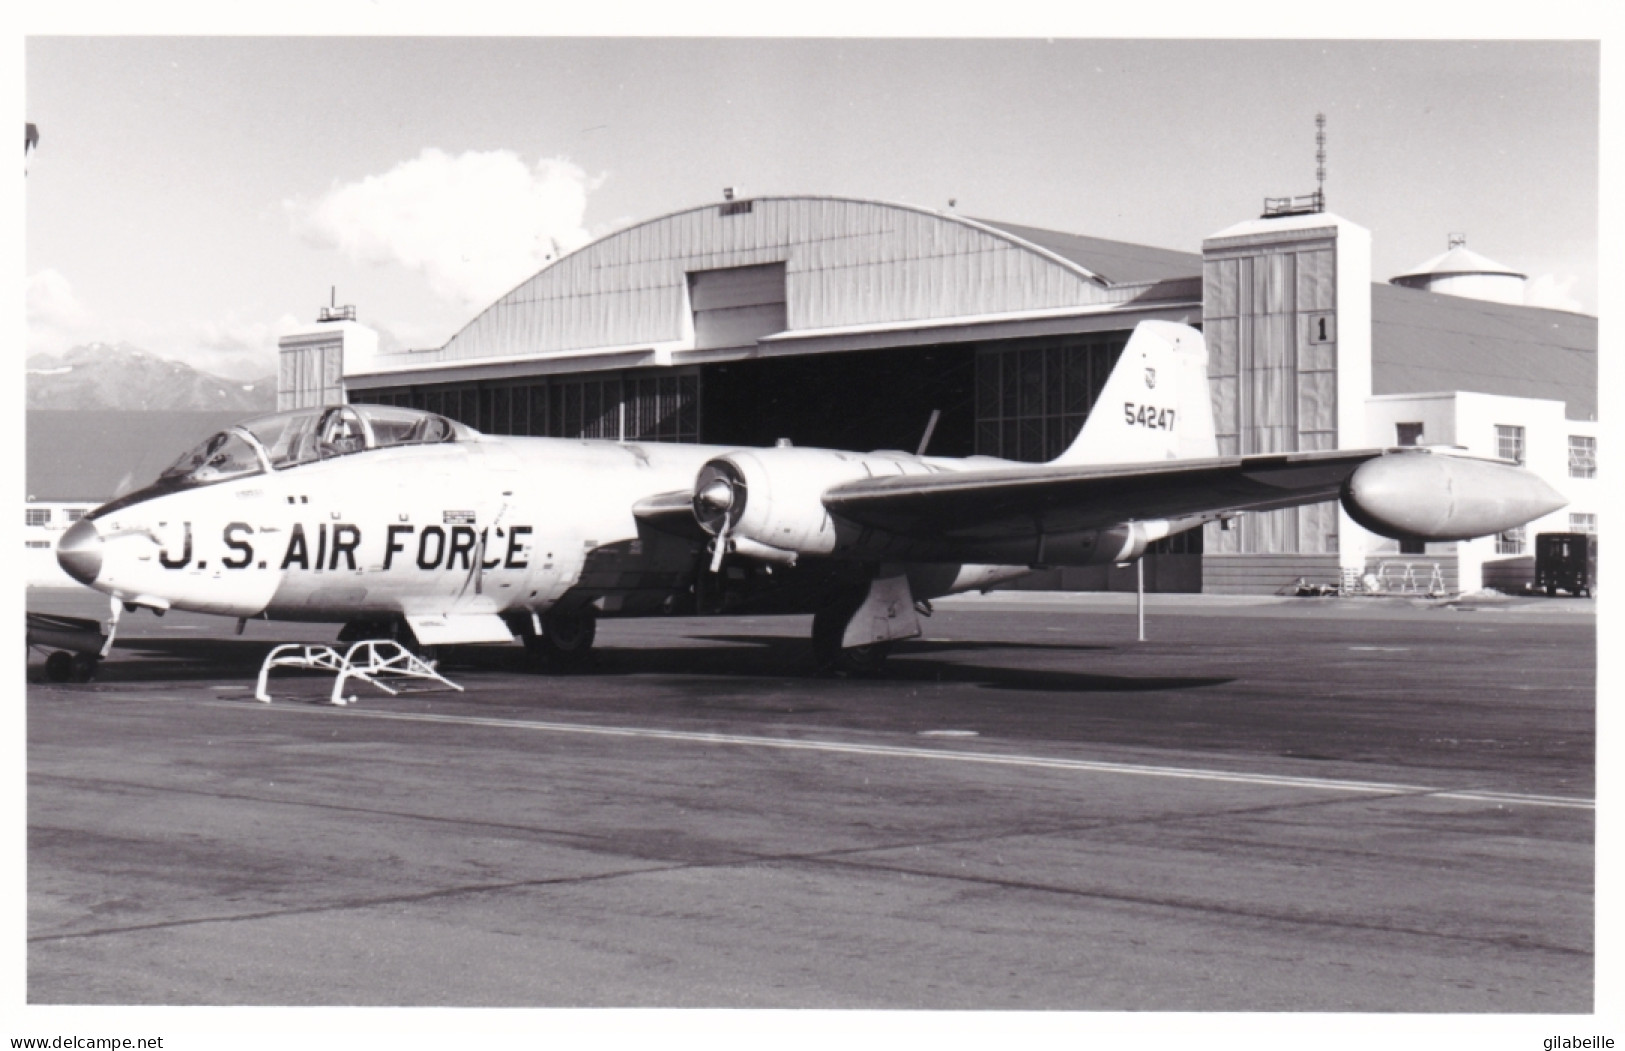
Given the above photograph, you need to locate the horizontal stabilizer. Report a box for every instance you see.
[404,612,516,646]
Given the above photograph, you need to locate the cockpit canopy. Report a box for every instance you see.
[156,404,473,490]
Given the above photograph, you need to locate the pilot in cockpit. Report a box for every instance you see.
[318,408,365,458]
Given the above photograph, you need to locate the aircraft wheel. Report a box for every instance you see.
[44,650,74,683]
[811,603,892,676]
[522,609,598,669]
[338,618,401,644]
[339,618,435,659]
[70,653,99,683]
[394,622,439,662]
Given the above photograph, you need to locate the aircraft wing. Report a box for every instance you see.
[632,489,711,541]
[821,449,1386,540]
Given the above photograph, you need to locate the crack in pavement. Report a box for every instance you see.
[31,786,1585,958]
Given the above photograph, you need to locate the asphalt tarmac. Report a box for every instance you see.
[26,588,1595,1012]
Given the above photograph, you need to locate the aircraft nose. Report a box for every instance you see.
[56,517,103,587]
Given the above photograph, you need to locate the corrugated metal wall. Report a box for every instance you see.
[278,338,344,410]
[1204,236,1340,555]
[431,198,1118,364]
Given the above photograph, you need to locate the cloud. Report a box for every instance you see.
[26,268,95,348]
[1522,274,1586,313]
[26,269,290,379]
[288,149,600,310]
[170,314,304,380]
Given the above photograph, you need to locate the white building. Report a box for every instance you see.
[1365,390,1597,592]
[277,305,380,410]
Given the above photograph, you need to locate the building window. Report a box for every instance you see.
[1568,435,1596,479]
[625,374,700,442]
[549,376,620,440]
[1496,527,1526,556]
[26,540,51,549]
[1399,538,1426,555]
[1496,424,1525,465]
[1394,422,1424,447]
[975,334,1124,462]
[26,508,50,527]
[1570,513,1596,534]
[362,373,700,444]
[65,508,86,522]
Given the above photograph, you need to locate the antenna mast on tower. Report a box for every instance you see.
[1314,112,1327,212]
[1263,112,1329,218]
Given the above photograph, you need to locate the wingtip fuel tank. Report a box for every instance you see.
[1340,451,1568,542]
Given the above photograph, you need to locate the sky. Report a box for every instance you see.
[22,31,1601,381]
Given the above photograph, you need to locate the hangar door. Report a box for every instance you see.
[689,263,788,350]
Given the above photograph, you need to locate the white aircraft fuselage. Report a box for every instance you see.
[84,435,707,620]
[58,410,1022,648]
[55,322,1568,670]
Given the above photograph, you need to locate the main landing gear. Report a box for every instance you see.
[516,607,598,670]
[810,569,924,676]
[42,650,99,683]
[811,599,894,675]
[338,617,435,660]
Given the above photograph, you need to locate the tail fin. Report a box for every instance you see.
[1053,320,1218,465]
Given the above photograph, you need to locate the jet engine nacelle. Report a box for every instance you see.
[693,447,938,556]
[1340,451,1568,542]
[1096,519,1173,565]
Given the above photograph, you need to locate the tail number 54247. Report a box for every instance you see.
[1125,403,1176,431]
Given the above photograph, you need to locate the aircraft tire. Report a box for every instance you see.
[70,653,99,683]
[521,609,597,670]
[340,618,436,660]
[338,618,402,645]
[44,650,74,683]
[811,603,892,676]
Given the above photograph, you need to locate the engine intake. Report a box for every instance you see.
[693,447,937,557]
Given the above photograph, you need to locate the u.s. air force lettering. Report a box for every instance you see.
[150,521,533,572]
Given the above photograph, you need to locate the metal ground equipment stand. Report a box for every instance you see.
[255,640,464,706]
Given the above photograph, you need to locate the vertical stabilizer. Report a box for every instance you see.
[1053,321,1219,465]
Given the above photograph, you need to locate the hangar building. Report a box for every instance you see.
[279,195,1597,595]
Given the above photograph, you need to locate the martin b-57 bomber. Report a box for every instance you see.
[56,321,1566,673]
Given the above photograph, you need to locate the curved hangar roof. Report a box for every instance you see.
[368,196,1201,379]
